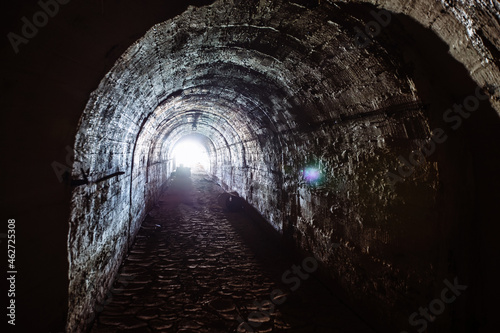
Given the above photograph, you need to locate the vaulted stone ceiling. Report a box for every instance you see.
[25,0,499,331]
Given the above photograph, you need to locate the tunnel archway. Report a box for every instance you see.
[67,1,500,332]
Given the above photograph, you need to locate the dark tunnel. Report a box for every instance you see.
[2,0,500,332]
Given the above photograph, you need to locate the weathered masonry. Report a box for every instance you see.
[3,0,499,332]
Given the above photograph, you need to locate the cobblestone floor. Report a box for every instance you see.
[90,170,375,333]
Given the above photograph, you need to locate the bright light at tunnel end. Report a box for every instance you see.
[172,139,210,170]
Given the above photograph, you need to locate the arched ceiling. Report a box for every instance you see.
[76,0,448,178]
[67,1,499,332]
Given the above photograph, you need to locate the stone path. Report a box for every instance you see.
[90,170,375,333]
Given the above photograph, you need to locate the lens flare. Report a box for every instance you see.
[302,167,322,184]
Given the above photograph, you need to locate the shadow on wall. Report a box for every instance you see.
[386,11,500,333]
[289,5,500,333]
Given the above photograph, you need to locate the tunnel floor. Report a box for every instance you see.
[89,169,375,333]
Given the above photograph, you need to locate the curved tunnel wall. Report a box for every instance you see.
[68,0,500,332]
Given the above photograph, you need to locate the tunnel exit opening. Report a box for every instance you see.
[172,137,211,172]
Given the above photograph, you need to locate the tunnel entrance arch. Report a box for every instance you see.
[66,1,499,332]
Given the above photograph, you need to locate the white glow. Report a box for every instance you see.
[172,139,210,171]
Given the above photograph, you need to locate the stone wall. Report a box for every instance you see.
[6,0,496,331]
